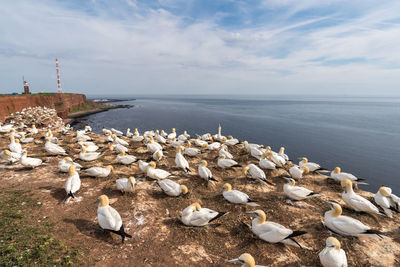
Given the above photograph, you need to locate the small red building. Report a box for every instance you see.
[23,81,30,94]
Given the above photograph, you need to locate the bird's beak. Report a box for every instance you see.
[94,199,100,204]
[228,258,241,263]
[283,177,291,182]
[324,201,333,208]
[246,211,258,216]
[297,157,303,160]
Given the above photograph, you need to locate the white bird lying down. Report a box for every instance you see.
[222,183,258,206]
[96,195,132,243]
[138,160,149,173]
[218,154,241,169]
[224,135,239,146]
[117,150,137,165]
[243,164,274,186]
[259,155,276,170]
[319,237,348,267]
[283,178,318,201]
[79,142,99,152]
[184,142,200,157]
[9,135,22,154]
[289,166,309,179]
[0,149,21,164]
[374,186,400,218]
[146,161,172,179]
[153,150,163,161]
[115,177,136,194]
[65,165,81,201]
[194,137,207,147]
[59,157,82,173]
[228,253,266,267]
[83,165,114,178]
[20,150,42,168]
[20,134,34,143]
[299,157,326,172]
[157,179,188,197]
[323,202,386,238]
[330,167,365,183]
[111,128,123,136]
[246,210,307,248]
[45,137,67,155]
[198,160,218,184]
[180,202,227,226]
[341,179,381,215]
[79,146,101,161]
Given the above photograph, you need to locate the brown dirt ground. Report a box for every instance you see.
[1,127,399,267]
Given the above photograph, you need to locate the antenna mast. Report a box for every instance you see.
[56,58,62,93]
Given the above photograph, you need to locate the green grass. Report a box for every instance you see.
[69,100,99,113]
[0,190,79,266]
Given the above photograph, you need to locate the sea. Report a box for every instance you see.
[74,95,400,192]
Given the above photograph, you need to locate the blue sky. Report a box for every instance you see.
[1,0,400,95]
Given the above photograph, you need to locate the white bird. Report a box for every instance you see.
[112,134,129,147]
[79,146,101,161]
[0,123,13,133]
[146,161,172,179]
[266,151,286,167]
[180,202,226,227]
[374,186,399,218]
[228,253,265,267]
[112,142,128,153]
[58,157,82,173]
[126,128,133,137]
[132,130,144,142]
[278,147,289,161]
[242,141,261,150]
[79,142,98,152]
[198,160,218,184]
[111,128,123,136]
[201,133,212,141]
[167,128,176,140]
[160,130,168,138]
[319,237,348,267]
[218,154,241,169]
[194,137,207,147]
[171,138,184,148]
[137,160,149,173]
[117,150,137,165]
[283,178,318,201]
[157,179,188,197]
[206,142,221,150]
[65,165,81,201]
[243,164,273,186]
[259,155,276,170]
[246,210,306,247]
[323,202,385,237]
[224,135,239,146]
[153,150,164,161]
[341,179,381,215]
[184,142,200,157]
[330,167,365,183]
[96,195,132,243]
[76,130,91,141]
[0,149,21,164]
[115,177,136,194]
[175,146,190,172]
[299,157,325,172]
[248,146,264,160]
[222,183,258,206]
[28,125,38,135]
[289,166,309,179]
[8,135,22,154]
[20,150,42,168]
[155,130,167,144]
[219,144,233,159]
[45,137,67,155]
[20,134,34,143]
[147,137,163,153]
[83,165,113,178]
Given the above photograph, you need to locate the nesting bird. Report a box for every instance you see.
[222,183,258,206]
[117,150,137,165]
[83,165,114,178]
[157,179,188,197]
[374,186,399,218]
[283,178,318,201]
[20,150,42,168]
[115,177,136,194]
[319,237,348,267]
[243,164,273,186]
[228,253,265,267]
[59,157,82,173]
[146,161,172,179]
[341,179,381,215]
[180,202,226,226]
[330,167,365,182]
[198,160,218,184]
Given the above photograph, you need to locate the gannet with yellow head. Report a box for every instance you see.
[45,136,67,155]
[283,178,318,201]
[115,177,136,194]
[96,195,132,243]
[259,153,276,170]
[65,165,81,201]
[218,154,241,169]
[319,237,348,267]
[374,186,400,218]
[222,183,258,206]
[324,201,385,237]
[83,165,114,178]
[117,150,137,165]
[20,134,34,143]
[198,160,218,184]
[146,161,172,179]
[243,164,274,186]
[8,135,22,154]
[59,157,82,173]
[0,149,21,163]
[153,149,164,161]
[289,165,309,179]
[341,179,381,215]
[246,209,306,247]
[184,142,200,156]
[219,144,233,159]
[175,146,190,172]
[157,179,188,197]
[228,253,265,267]
[330,167,365,182]
[180,202,226,226]
[20,149,42,168]
[79,145,101,161]
[167,128,176,140]
[298,157,325,172]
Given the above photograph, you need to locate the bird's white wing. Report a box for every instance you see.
[331,216,369,234]
[290,186,313,198]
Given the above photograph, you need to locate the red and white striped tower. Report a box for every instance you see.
[56,58,62,93]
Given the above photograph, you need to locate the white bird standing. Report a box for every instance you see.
[146,162,172,180]
[228,253,265,267]
[278,147,289,161]
[222,183,258,206]
[117,150,137,165]
[374,186,399,218]
[0,149,21,164]
[243,164,273,186]
[59,157,82,173]
[96,195,132,243]
[194,137,207,147]
[152,149,164,161]
[323,202,385,237]
[219,144,233,159]
[198,160,218,184]
[330,167,365,183]
[83,165,114,178]
[157,179,188,197]
[180,202,226,227]
[126,128,133,137]
[115,177,136,194]
[20,150,42,168]
[283,178,318,201]
[289,166,309,179]
[8,135,22,154]
[175,146,190,172]
[167,128,176,140]
[65,165,81,201]
[246,210,306,247]
[341,179,381,215]
[319,237,348,267]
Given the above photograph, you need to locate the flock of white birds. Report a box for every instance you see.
[1,106,399,267]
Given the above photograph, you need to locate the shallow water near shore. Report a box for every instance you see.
[75,95,400,192]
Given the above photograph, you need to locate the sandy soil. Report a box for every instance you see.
[1,125,399,266]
